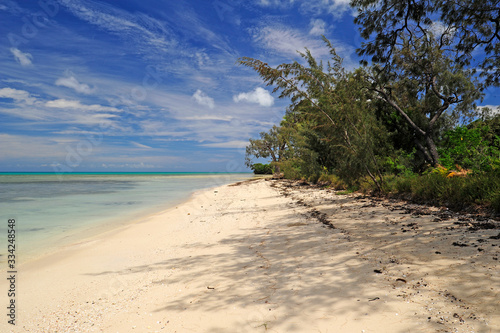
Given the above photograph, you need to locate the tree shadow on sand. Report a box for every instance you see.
[83,180,499,332]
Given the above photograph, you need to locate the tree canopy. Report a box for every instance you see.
[351,0,500,86]
[241,2,499,211]
[245,125,290,173]
[240,39,388,190]
[368,35,481,166]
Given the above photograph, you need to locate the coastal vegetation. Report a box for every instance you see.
[243,0,500,214]
[250,163,273,175]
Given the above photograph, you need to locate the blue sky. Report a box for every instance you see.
[0,0,498,173]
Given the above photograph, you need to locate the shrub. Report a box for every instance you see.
[439,125,500,172]
[388,170,500,213]
[383,149,417,176]
[318,174,347,189]
[251,163,273,174]
[280,160,302,179]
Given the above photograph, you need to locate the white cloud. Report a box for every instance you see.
[309,19,326,36]
[233,87,274,107]
[200,140,249,148]
[0,134,180,169]
[194,51,211,68]
[257,0,295,7]
[131,141,153,149]
[253,22,357,69]
[100,162,157,169]
[10,48,33,66]
[45,99,120,112]
[477,105,500,116]
[428,21,447,36]
[0,91,121,127]
[139,119,191,137]
[256,0,351,17]
[0,134,68,159]
[427,21,456,43]
[0,87,36,105]
[192,89,215,109]
[142,88,282,145]
[170,7,236,56]
[0,1,25,15]
[307,0,351,17]
[55,75,95,94]
[477,105,499,110]
[58,0,177,58]
[253,24,330,58]
[181,115,233,121]
[2,78,42,87]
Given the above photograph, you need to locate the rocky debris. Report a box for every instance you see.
[271,172,284,179]
[270,179,499,332]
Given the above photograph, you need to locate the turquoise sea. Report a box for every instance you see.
[0,172,253,263]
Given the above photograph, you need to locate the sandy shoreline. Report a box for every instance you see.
[1,179,498,332]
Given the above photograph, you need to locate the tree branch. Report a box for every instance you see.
[373,87,426,137]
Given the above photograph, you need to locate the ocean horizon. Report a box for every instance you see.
[0,172,253,263]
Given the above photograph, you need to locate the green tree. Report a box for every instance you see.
[278,103,339,180]
[240,38,388,190]
[438,125,500,171]
[250,163,273,174]
[351,0,500,86]
[245,125,290,173]
[367,34,481,166]
[439,114,500,171]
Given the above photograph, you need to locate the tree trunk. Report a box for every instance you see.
[413,135,440,167]
[364,165,382,192]
[414,139,433,165]
[425,134,440,167]
[272,157,281,174]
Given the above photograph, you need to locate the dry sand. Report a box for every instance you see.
[1,178,499,332]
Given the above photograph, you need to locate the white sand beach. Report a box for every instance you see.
[1,179,498,332]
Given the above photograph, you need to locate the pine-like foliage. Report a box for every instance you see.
[351,0,500,86]
[239,38,387,190]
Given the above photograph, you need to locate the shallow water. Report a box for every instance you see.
[0,173,252,261]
